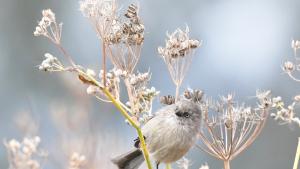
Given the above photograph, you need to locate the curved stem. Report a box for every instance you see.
[49,38,152,169]
[102,88,152,169]
[224,160,230,169]
[73,69,152,169]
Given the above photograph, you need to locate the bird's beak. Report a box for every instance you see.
[175,111,183,117]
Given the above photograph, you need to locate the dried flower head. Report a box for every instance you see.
[4,136,47,169]
[38,53,64,72]
[34,9,62,44]
[106,4,144,73]
[197,90,271,164]
[158,26,201,100]
[292,39,300,56]
[69,152,86,169]
[271,99,300,127]
[160,95,176,105]
[177,157,191,169]
[283,61,295,73]
[199,164,210,169]
[79,0,117,39]
[184,89,204,102]
[84,68,122,100]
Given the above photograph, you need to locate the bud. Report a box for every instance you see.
[283,61,295,72]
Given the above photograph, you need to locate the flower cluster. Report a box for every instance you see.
[184,89,204,103]
[199,164,210,169]
[125,72,160,123]
[79,0,117,39]
[4,136,47,169]
[105,4,144,74]
[34,9,62,44]
[177,157,191,169]
[69,152,86,169]
[281,39,300,81]
[283,61,295,73]
[160,95,176,105]
[158,26,200,59]
[39,53,64,72]
[292,39,300,55]
[271,96,300,127]
[105,4,144,45]
[196,90,272,162]
[158,27,201,100]
[84,68,122,100]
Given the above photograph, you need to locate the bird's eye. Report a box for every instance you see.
[183,112,190,118]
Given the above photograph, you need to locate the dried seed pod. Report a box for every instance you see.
[184,89,204,102]
[160,95,175,105]
[125,4,138,19]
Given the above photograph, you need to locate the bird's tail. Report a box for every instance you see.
[111,149,145,169]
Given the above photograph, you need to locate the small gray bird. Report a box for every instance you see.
[112,99,202,169]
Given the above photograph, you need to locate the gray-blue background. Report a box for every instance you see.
[0,0,300,168]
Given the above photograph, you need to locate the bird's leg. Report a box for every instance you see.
[156,162,160,169]
[134,135,146,148]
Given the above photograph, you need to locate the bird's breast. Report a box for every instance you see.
[142,117,197,163]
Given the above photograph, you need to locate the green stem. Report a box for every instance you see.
[166,163,172,169]
[102,88,152,169]
[293,137,300,169]
[76,69,153,169]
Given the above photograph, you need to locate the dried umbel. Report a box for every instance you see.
[106,4,145,73]
[39,53,64,72]
[69,152,86,169]
[79,0,118,40]
[276,39,300,128]
[4,136,47,169]
[177,157,191,169]
[282,39,300,82]
[271,96,300,127]
[125,71,160,123]
[83,68,122,101]
[34,9,62,44]
[195,90,272,169]
[158,26,201,100]
[160,95,176,105]
[184,89,204,102]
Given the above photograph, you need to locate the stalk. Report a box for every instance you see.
[224,160,230,169]
[293,137,300,169]
[102,88,152,169]
[102,42,107,87]
[55,43,153,169]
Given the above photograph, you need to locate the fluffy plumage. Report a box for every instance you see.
[112,99,202,169]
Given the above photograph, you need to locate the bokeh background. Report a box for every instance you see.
[1,0,300,168]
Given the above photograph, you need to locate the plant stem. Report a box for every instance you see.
[165,163,172,169]
[102,42,107,87]
[224,160,230,169]
[175,83,180,102]
[102,88,153,169]
[76,69,153,169]
[293,137,300,169]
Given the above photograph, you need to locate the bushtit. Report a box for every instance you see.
[112,99,202,169]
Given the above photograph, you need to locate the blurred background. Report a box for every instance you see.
[0,0,300,168]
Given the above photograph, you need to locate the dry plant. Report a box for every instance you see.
[182,89,273,169]
[275,39,300,169]
[19,0,294,169]
[31,0,202,168]
[158,27,201,100]
[4,136,47,169]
